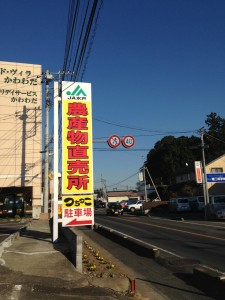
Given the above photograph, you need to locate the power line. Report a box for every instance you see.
[93,148,149,151]
[62,0,103,82]
[204,132,225,144]
[80,0,103,80]
[62,0,80,75]
[105,171,139,189]
[93,117,198,135]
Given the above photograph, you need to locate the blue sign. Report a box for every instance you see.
[207,173,225,183]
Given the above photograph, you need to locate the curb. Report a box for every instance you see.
[193,265,225,295]
[0,220,31,258]
[94,223,160,259]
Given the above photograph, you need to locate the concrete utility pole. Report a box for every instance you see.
[101,175,107,200]
[145,166,161,201]
[143,167,148,201]
[43,70,54,214]
[200,128,210,220]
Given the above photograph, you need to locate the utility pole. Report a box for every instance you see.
[200,127,210,220]
[43,70,54,214]
[101,175,107,201]
[143,167,148,201]
[145,166,161,201]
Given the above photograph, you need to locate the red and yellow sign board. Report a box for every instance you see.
[195,161,203,184]
[62,195,94,227]
[62,82,93,194]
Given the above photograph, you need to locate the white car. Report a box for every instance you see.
[125,200,143,212]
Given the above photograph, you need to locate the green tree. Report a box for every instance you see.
[143,113,225,189]
[204,112,225,162]
[145,135,201,185]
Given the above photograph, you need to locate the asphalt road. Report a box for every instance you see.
[93,209,225,274]
[0,218,30,243]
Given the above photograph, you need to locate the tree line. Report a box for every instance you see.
[142,112,225,199]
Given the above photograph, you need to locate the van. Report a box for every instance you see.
[168,197,190,213]
[188,196,205,212]
[1,194,25,217]
[207,195,225,219]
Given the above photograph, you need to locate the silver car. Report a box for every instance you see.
[125,199,143,212]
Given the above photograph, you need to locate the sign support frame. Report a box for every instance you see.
[53,82,59,243]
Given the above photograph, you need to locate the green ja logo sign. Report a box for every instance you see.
[66,85,87,97]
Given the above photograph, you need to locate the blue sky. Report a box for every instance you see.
[1,0,225,191]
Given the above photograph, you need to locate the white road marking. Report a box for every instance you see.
[4,250,59,255]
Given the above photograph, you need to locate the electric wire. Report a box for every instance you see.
[70,0,90,81]
[93,117,197,135]
[105,171,139,188]
[62,0,80,77]
[204,132,225,144]
[81,0,103,80]
[72,0,98,81]
[62,0,102,82]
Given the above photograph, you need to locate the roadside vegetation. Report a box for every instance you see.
[143,113,225,200]
[82,239,128,279]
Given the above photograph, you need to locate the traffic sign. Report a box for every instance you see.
[122,135,135,148]
[207,173,225,183]
[107,135,121,148]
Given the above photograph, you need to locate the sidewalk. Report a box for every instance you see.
[0,219,167,300]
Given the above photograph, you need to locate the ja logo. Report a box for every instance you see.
[66,85,87,97]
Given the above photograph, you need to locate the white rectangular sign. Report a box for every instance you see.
[195,161,203,184]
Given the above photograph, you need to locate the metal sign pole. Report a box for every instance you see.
[53,82,59,243]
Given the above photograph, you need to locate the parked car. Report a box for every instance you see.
[188,196,205,212]
[168,197,190,213]
[106,202,123,216]
[207,195,225,219]
[94,200,106,208]
[124,199,143,212]
[0,194,25,217]
[215,208,225,219]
